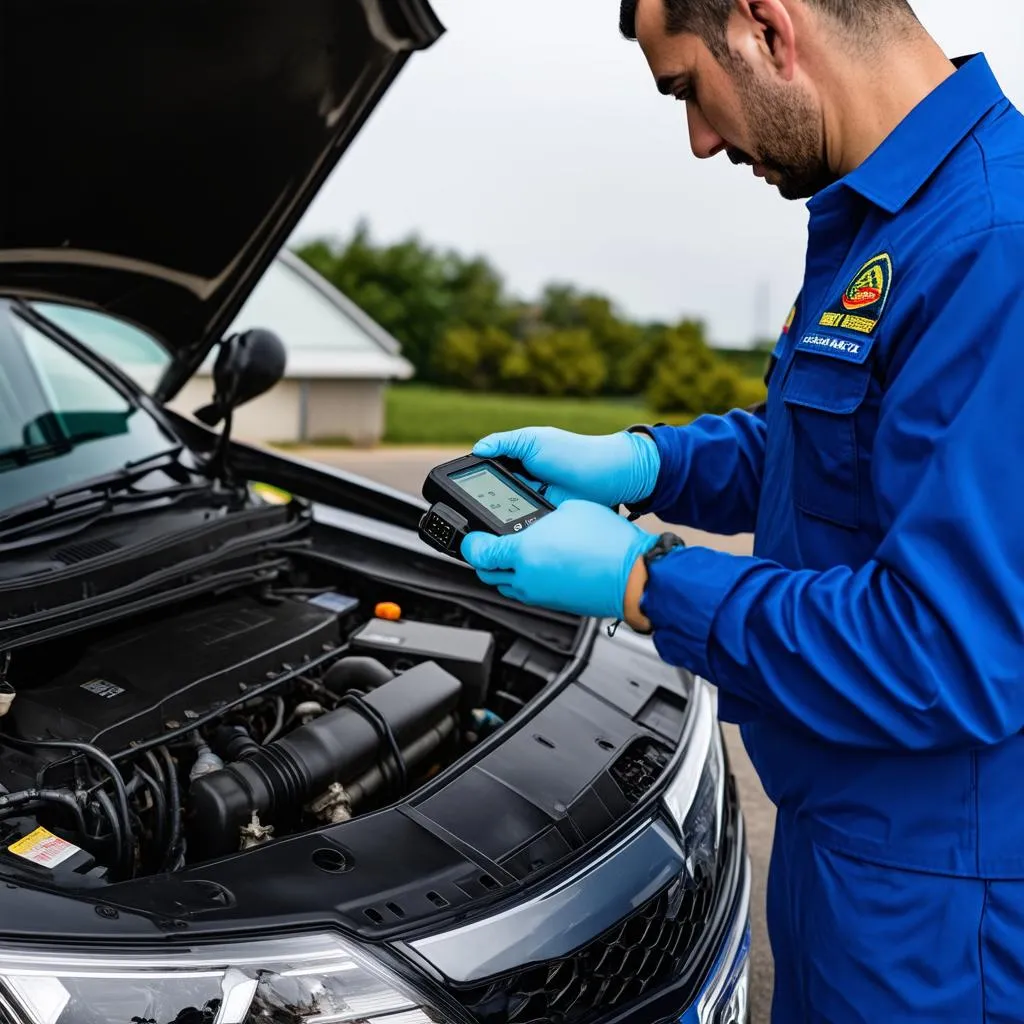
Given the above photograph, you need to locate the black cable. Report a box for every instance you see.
[142,750,174,868]
[1,734,132,877]
[335,692,407,797]
[0,789,87,834]
[346,716,457,808]
[134,767,167,866]
[94,788,127,877]
[35,753,81,789]
[158,746,182,874]
[144,749,167,792]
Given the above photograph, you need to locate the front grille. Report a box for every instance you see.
[457,877,715,1024]
[455,774,739,1024]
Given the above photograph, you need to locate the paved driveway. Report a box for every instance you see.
[291,445,777,1024]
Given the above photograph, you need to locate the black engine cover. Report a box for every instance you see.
[9,597,339,752]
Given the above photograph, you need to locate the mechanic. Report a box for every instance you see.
[460,1,1024,1021]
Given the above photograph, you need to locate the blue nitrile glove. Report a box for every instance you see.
[461,499,659,619]
[473,427,661,508]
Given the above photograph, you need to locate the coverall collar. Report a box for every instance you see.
[814,53,1004,215]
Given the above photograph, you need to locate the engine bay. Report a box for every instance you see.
[0,556,577,887]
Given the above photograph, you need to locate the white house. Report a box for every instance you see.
[35,249,413,446]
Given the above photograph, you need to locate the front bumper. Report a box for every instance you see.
[681,842,751,1024]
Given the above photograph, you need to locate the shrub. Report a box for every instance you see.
[500,330,608,397]
[432,326,515,391]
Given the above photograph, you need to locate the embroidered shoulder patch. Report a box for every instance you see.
[818,253,893,335]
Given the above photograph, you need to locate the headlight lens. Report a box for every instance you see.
[662,683,725,882]
[0,932,440,1024]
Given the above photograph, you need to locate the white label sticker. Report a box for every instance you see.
[9,827,80,868]
[360,634,404,646]
[80,679,125,699]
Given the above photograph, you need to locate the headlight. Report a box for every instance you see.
[662,683,725,881]
[0,932,440,1024]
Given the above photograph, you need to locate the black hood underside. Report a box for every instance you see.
[0,0,443,400]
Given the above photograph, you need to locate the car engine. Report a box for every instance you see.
[0,569,573,886]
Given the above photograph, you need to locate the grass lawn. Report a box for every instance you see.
[381,385,687,445]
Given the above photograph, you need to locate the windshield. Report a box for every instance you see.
[0,303,178,511]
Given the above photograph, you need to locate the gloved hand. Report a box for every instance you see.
[473,427,661,508]
[461,500,658,619]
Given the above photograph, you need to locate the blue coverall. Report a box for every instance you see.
[635,54,1024,1022]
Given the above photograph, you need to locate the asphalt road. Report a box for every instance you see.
[294,445,776,1024]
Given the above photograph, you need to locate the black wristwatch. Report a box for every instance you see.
[608,531,686,638]
[633,532,686,635]
[622,423,664,521]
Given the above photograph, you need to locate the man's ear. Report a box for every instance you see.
[732,0,797,80]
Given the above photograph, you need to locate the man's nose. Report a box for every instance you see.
[686,103,726,160]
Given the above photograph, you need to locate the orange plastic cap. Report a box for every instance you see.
[374,602,402,621]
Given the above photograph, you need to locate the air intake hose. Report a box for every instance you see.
[188,661,460,860]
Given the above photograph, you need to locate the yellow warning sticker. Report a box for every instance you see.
[9,827,79,868]
[251,482,292,506]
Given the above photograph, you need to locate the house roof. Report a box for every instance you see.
[33,250,414,385]
[217,248,414,381]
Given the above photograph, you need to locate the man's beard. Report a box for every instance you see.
[726,62,836,200]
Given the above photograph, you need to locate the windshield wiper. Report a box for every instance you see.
[0,447,211,542]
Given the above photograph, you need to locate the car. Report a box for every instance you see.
[0,2,751,1023]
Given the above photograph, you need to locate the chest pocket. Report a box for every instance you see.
[782,351,872,529]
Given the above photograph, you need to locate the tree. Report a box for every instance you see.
[622,319,707,397]
[538,284,643,393]
[640,322,745,415]
[294,223,510,382]
[432,326,515,391]
[500,330,607,397]
[294,226,768,411]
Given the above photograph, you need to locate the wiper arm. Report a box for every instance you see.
[0,446,200,535]
[0,485,214,554]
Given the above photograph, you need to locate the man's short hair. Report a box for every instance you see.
[619,0,917,57]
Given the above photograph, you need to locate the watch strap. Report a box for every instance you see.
[622,423,664,520]
[631,533,686,635]
[607,531,685,639]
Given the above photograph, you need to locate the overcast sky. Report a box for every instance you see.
[290,1,1023,348]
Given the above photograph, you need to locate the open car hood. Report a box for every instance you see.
[0,0,443,401]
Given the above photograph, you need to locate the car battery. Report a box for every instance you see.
[349,618,494,716]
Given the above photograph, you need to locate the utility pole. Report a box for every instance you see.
[754,280,771,345]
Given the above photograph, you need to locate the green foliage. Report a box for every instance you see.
[500,330,607,398]
[644,324,747,416]
[537,284,643,393]
[622,320,706,397]
[293,225,769,415]
[294,222,510,383]
[432,326,515,391]
[714,345,774,381]
[735,376,769,410]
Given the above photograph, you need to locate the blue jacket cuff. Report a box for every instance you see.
[640,545,761,679]
[638,424,694,518]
